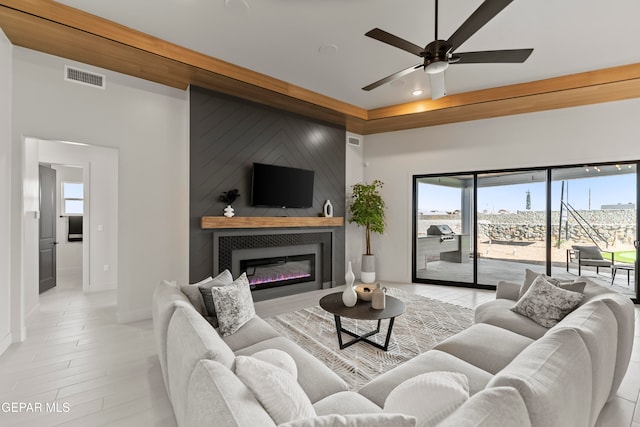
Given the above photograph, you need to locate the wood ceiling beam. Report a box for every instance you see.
[1,0,640,136]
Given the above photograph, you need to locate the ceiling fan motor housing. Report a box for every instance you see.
[422,40,450,74]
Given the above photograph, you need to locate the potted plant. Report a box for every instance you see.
[348,180,385,283]
[220,189,240,217]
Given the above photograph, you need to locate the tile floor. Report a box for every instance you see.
[0,277,638,426]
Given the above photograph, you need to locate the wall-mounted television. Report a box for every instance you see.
[251,163,314,208]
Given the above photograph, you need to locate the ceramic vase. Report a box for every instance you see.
[342,261,357,307]
[361,254,376,283]
[323,200,333,217]
[371,283,387,310]
[223,205,235,218]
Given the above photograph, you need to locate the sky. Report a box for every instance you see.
[418,173,637,213]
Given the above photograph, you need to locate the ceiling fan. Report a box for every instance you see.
[362,0,533,99]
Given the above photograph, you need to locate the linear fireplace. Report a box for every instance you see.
[241,253,315,290]
[212,228,335,301]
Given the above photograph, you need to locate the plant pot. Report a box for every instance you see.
[361,254,376,283]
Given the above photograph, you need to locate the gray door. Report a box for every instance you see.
[39,164,57,293]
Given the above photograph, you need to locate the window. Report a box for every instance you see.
[62,182,84,215]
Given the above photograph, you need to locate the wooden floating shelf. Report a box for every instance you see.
[201,216,344,229]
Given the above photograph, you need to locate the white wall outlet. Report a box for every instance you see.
[97,224,104,232]
[103,264,110,271]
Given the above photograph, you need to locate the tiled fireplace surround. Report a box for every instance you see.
[212,228,336,301]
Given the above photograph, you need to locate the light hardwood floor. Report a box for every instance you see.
[1,278,639,426]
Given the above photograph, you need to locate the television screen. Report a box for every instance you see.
[251,163,314,208]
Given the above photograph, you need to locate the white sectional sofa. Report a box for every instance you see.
[152,276,634,427]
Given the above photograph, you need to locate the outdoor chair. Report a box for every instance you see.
[566,245,614,276]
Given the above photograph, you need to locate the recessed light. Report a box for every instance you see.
[412,89,423,96]
[318,44,338,55]
[224,0,250,12]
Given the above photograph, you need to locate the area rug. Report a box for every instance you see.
[265,288,475,390]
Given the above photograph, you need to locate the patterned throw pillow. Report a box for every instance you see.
[511,275,584,328]
[198,270,233,324]
[520,268,585,298]
[211,273,255,336]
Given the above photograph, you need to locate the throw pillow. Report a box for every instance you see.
[198,269,233,320]
[180,277,211,316]
[235,355,315,424]
[511,275,584,328]
[278,413,417,427]
[251,348,298,380]
[520,268,585,298]
[211,272,255,336]
[383,371,469,427]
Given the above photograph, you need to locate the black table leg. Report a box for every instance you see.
[332,316,396,351]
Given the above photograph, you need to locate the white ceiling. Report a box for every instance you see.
[55,0,640,110]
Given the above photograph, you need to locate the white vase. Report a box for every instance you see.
[361,254,376,283]
[223,205,235,218]
[342,261,357,307]
[371,283,387,310]
[323,200,333,217]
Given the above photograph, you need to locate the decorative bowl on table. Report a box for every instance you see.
[355,284,375,301]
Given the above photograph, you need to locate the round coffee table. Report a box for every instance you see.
[319,292,406,351]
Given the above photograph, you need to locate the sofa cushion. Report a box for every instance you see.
[313,391,382,416]
[185,359,276,427]
[474,299,548,339]
[180,276,211,317]
[436,386,531,427]
[167,305,236,426]
[551,299,617,425]
[581,290,636,401]
[212,272,256,336]
[235,336,348,403]
[223,315,281,351]
[511,275,583,327]
[151,280,192,399]
[434,323,534,374]
[198,269,233,320]
[358,349,492,408]
[251,348,298,379]
[384,371,469,427]
[520,268,585,298]
[235,355,316,424]
[488,328,592,427]
[278,413,417,427]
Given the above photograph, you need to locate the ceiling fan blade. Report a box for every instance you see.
[365,28,424,57]
[447,0,513,53]
[429,73,446,100]
[453,48,533,63]
[362,64,423,91]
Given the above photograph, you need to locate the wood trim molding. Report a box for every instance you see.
[2,0,640,134]
[201,216,344,229]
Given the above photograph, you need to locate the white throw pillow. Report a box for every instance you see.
[251,348,298,380]
[278,413,417,427]
[198,269,234,322]
[383,372,469,427]
[511,275,584,327]
[180,277,211,316]
[211,272,256,336]
[235,355,315,424]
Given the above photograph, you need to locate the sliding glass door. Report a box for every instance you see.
[413,161,638,301]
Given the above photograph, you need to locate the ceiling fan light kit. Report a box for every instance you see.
[362,0,533,99]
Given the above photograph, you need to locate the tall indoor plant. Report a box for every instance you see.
[349,180,385,283]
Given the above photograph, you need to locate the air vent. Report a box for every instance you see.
[64,66,105,89]
[346,133,362,147]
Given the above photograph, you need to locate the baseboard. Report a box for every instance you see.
[26,303,40,321]
[117,307,151,324]
[0,331,11,355]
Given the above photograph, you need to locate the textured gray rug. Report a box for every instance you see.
[266,288,474,390]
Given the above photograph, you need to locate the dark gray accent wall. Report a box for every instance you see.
[190,86,346,283]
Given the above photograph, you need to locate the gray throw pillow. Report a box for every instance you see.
[211,273,255,336]
[511,276,584,328]
[180,282,209,316]
[572,245,604,260]
[520,268,583,299]
[198,269,233,319]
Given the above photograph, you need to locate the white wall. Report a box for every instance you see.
[363,99,640,283]
[0,29,13,353]
[11,47,189,326]
[51,165,83,276]
[345,133,365,278]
